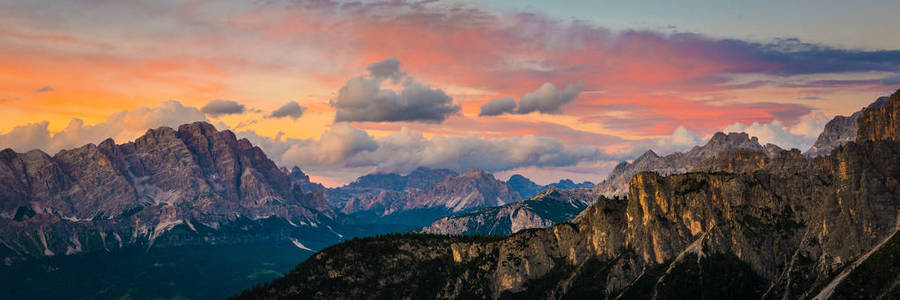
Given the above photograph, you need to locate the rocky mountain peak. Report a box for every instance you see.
[595,130,770,197]
[285,165,325,193]
[764,143,784,156]
[337,167,518,223]
[535,184,560,194]
[635,149,660,162]
[97,137,116,149]
[506,174,543,198]
[405,167,457,190]
[413,169,521,213]
[869,96,890,109]
[176,121,220,138]
[806,94,894,157]
[421,186,598,236]
[709,131,728,141]
[548,179,595,189]
[461,168,491,177]
[288,166,310,181]
[0,148,16,158]
[507,174,533,184]
[704,132,760,150]
[0,121,342,261]
[683,131,766,162]
[290,166,304,175]
[857,89,900,142]
[347,172,407,191]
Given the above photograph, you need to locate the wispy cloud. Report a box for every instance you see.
[201,99,247,117]
[268,101,306,120]
[34,86,53,93]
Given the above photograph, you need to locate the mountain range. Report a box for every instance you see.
[4,88,898,299]
[235,90,900,299]
[594,131,784,197]
[0,122,345,262]
[421,187,599,236]
[0,121,577,298]
[0,125,558,264]
[423,129,787,237]
[0,122,363,298]
[506,175,595,199]
[329,168,521,227]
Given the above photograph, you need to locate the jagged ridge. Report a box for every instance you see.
[0,122,340,261]
[594,132,782,197]
[421,187,599,236]
[338,168,523,227]
[235,90,900,299]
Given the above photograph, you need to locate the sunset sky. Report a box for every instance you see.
[2,0,900,186]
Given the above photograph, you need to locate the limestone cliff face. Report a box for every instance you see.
[238,91,900,299]
[0,122,341,262]
[858,92,900,142]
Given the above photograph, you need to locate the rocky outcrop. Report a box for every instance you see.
[806,95,889,157]
[421,187,599,236]
[0,122,343,262]
[236,91,900,299]
[858,92,900,142]
[284,166,325,193]
[805,114,860,157]
[594,132,776,197]
[507,174,544,198]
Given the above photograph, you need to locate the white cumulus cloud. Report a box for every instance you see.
[723,112,829,151]
[0,100,207,154]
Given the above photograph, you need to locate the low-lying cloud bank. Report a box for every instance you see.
[723,112,829,151]
[238,125,604,178]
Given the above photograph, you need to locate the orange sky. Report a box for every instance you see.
[2,0,899,185]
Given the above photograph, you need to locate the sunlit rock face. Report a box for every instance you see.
[857,93,900,143]
[236,91,900,299]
